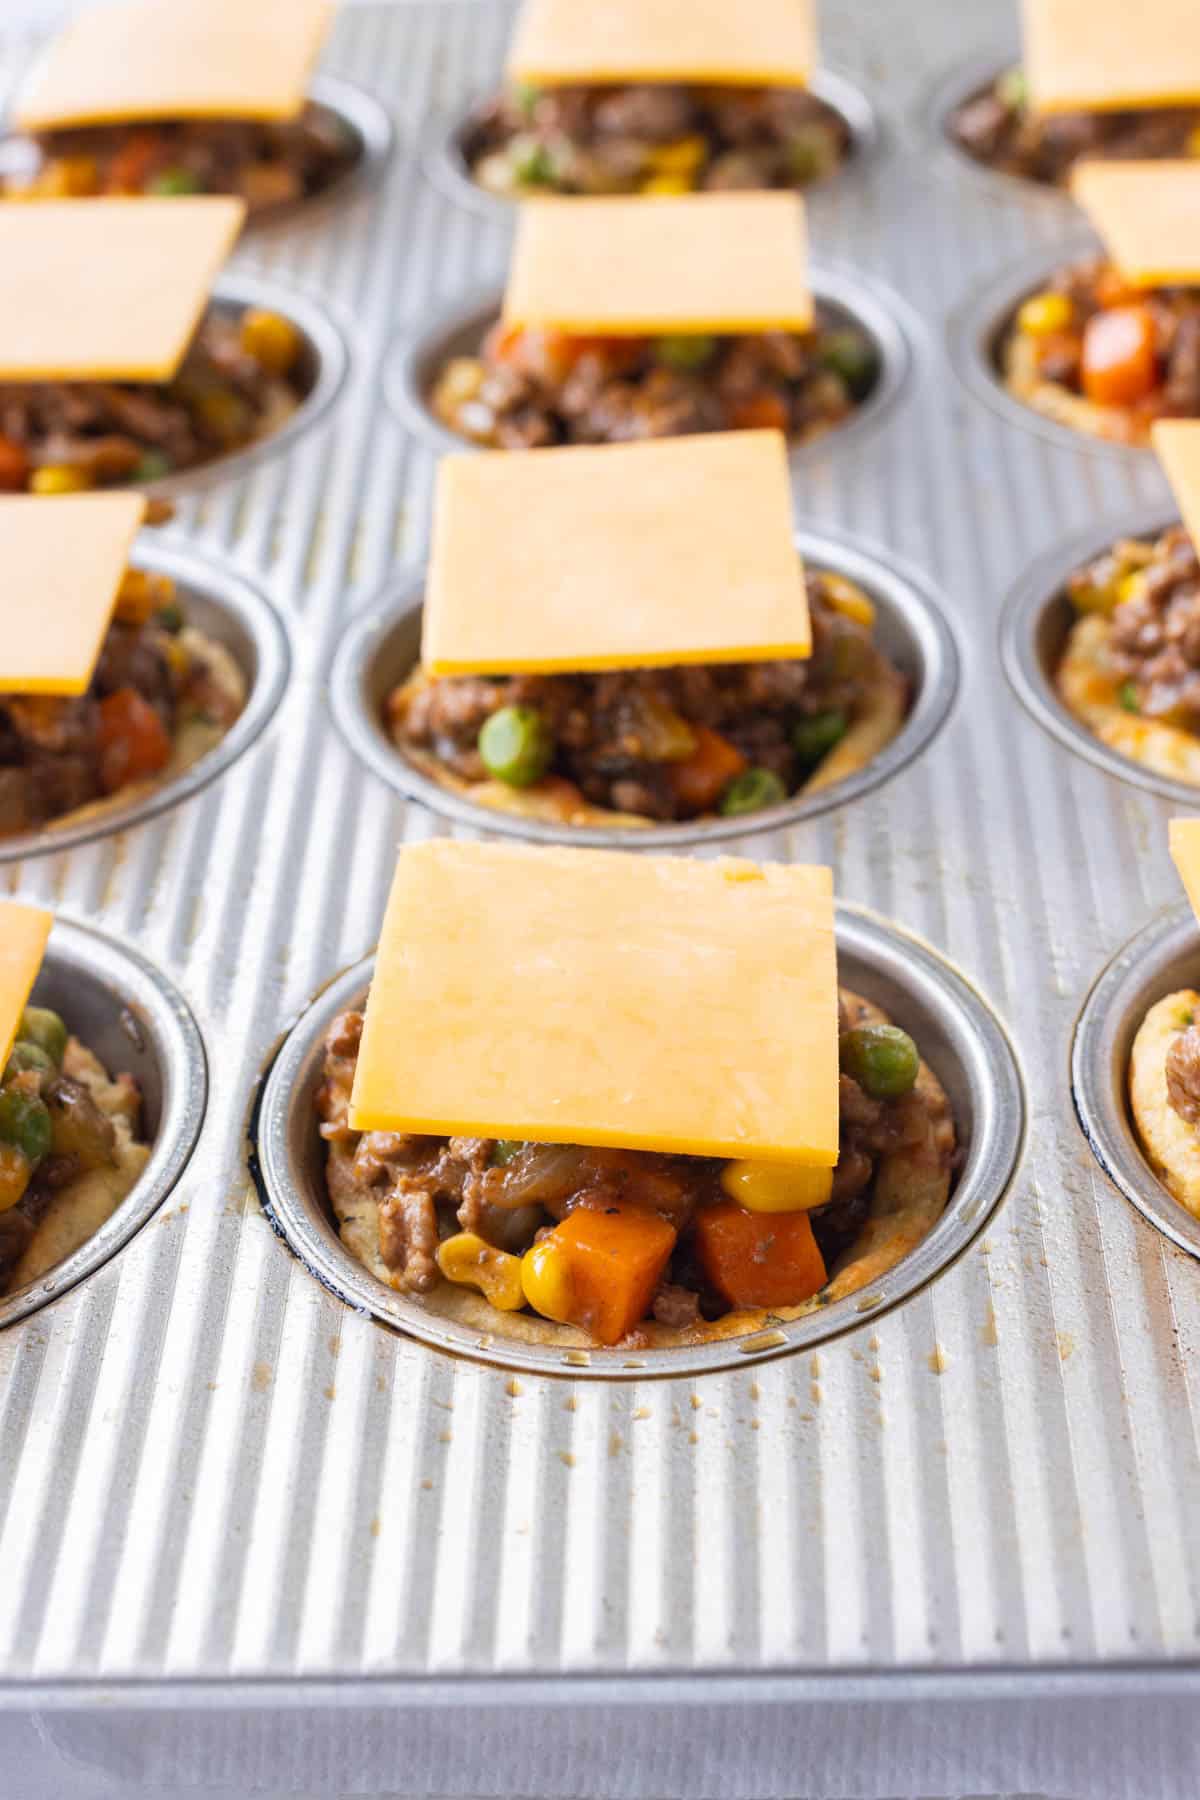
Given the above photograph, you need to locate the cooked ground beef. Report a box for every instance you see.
[1068,527,1200,724]
[0,308,306,491]
[431,317,878,450]
[949,68,1200,185]
[0,575,243,837]
[390,571,903,823]
[315,992,954,1332]
[1166,1023,1200,1128]
[0,103,359,211]
[465,81,850,198]
[1002,258,1200,443]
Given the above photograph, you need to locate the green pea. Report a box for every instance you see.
[817,331,880,400]
[3,1043,55,1085]
[19,1007,67,1067]
[131,450,172,484]
[491,1139,524,1166]
[793,709,848,765]
[840,1024,920,1100]
[511,140,557,187]
[149,167,202,196]
[478,706,553,787]
[718,768,788,816]
[997,67,1029,112]
[512,81,542,121]
[655,334,718,373]
[155,601,185,633]
[0,1090,53,1165]
[1119,680,1141,713]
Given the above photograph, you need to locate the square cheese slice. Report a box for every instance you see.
[0,903,53,1070]
[15,0,331,131]
[0,198,245,382]
[1171,818,1200,921]
[1152,421,1200,547]
[0,494,147,696]
[503,193,813,336]
[508,0,815,88]
[350,841,840,1165]
[1023,0,1200,113]
[1071,163,1200,286]
[423,433,810,676]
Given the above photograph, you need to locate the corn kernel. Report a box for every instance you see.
[641,173,692,195]
[1016,292,1074,337]
[36,155,100,197]
[1116,571,1145,607]
[114,567,156,624]
[30,464,92,494]
[437,1231,525,1311]
[0,1144,31,1214]
[239,308,302,376]
[720,1160,834,1214]
[821,573,876,629]
[646,134,708,177]
[520,1236,574,1323]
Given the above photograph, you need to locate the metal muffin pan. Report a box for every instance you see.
[0,73,393,232]
[0,535,290,863]
[1073,901,1200,1261]
[145,270,350,499]
[0,917,206,1331]
[384,266,915,465]
[421,65,882,220]
[947,228,1160,460]
[999,504,1200,804]
[329,525,959,847]
[253,903,1024,1379]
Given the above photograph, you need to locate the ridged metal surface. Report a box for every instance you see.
[2,0,1199,1699]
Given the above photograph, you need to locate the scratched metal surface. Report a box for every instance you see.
[1,0,1198,1700]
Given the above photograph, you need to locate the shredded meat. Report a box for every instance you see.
[949,73,1200,185]
[1076,528,1200,725]
[1167,1025,1200,1128]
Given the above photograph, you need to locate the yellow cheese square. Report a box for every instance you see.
[1152,422,1200,547]
[423,433,809,676]
[1171,819,1200,921]
[0,903,53,1070]
[1071,163,1200,286]
[1023,0,1200,113]
[508,0,815,88]
[350,842,840,1165]
[0,199,245,382]
[503,193,813,336]
[15,0,332,131]
[0,494,147,697]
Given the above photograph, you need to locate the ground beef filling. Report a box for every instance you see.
[0,308,305,492]
[949,71,1200,186]
[0,589,242,837]
[1067,527,1200,725]
[391,573,901,822]
[465,81,851,198]
[431,317,878,451]
[1166,1022,1200,1129]
[1002,257,1200,442]
[0,104,359,211]
[315,996,948,1333]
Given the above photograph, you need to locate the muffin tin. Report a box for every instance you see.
[3,0,1200,1720]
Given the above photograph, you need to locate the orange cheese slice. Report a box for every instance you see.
[0,198,245,382]
[350,842,840,1165]
[1070,163,1200,286]
[0,494,147,696]
[503,193,813,336]
[508,0,815,88]
[0,903,53,1070]
[14,0,331,131]
[1152,422,1200,547]
[1023,0,1200,113]
[1171,819,1200,921]
[423,433,809,675]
